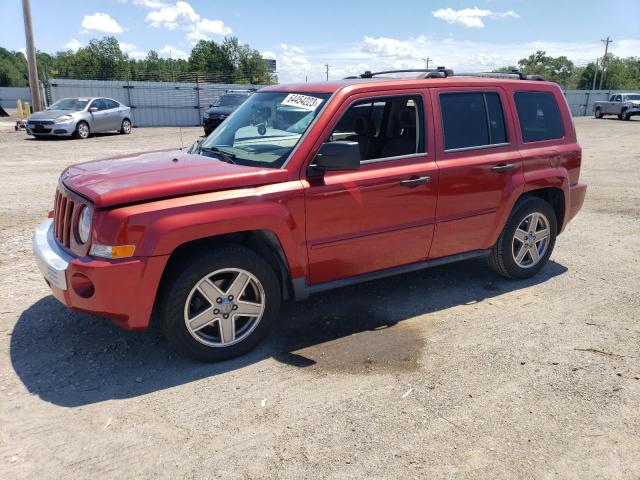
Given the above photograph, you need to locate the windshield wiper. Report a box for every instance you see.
[199,146,237,164]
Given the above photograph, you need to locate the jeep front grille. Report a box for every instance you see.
[53,188,77,248]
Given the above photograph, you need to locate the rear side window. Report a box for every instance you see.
[514,92,564,142]
[440,92,507,151]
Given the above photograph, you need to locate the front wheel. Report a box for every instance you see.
[74,121,90,139]
[594,107,603,119]
[620,109,630,121]
[159,245,281,362]
[488,198,557,280]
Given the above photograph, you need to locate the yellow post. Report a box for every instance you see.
[25,102,31,117]
[17,99,24,118]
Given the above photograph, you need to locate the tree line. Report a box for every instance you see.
[494,50,640,90]
[0,36,276,86]
[1,40,638,89]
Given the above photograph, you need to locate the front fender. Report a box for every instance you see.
[92,181,309,278]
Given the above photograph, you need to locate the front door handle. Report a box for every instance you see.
[491,163,514,173]
[400,176,431,188]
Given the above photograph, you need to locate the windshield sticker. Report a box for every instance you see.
[280,94,324,111]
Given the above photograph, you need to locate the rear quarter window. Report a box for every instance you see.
[514,92,564,142]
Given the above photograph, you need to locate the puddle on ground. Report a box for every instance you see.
[276,318,426,374]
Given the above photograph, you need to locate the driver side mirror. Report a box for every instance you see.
[89,106,98,113]
[308,141,361,176]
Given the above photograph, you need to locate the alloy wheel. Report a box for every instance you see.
[183,268,266,347]
[511,212,551,268]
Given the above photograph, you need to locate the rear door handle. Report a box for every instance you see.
[491,163,514,173]
[400,176,431,188]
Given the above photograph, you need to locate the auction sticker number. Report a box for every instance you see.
[281,94,324,111]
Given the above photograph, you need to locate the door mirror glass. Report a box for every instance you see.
[310,141,361,174]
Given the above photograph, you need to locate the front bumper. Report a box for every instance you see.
[26,122,75,136]
[32,219,169,330]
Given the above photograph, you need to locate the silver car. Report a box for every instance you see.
[26,97,132,139]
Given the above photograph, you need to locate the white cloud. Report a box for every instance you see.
[146,1,199,29]
[81,13,124,34]
[362,37,417,58]
[158,45,189,60]
[133,0,167,8]
[186,18,232,43]
[260,51,277,60]
[119,42,147,60]
[271,35,640,84]
[64,38,83,51]
[432,7,519,28]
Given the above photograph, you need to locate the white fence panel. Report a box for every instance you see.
[0,87,31,109]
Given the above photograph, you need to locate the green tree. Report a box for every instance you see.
[517,51,575,88]
[188,40,234,80]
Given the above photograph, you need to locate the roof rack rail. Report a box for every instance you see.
[346,67,545,82]
[453,69,545,81]
[356,66,454,79]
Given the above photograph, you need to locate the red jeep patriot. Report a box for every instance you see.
[33,69,587,361]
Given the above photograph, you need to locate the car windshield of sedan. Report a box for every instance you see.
[47,98,89,111]
[197,91,331,168]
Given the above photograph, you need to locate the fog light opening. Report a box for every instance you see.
[71,273,95,298]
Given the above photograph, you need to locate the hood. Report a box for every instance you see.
[205,106,236,116]
[29,109,78,121]
[62,149,288,208]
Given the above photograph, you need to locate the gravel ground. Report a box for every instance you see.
[0,116,639,479]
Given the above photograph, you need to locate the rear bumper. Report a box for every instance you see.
[564,182,587,228]
[33,219,169,330]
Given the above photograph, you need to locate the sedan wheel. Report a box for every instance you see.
[75,121,90,139]
[120,118,132,134]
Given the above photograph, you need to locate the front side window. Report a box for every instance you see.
[440,92,507,151]
[325,95,424,162]
[514,91,564,142]
[197,91,330,168]
[614,95,622,102]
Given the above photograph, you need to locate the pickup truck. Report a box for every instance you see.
[593,93,640,120]
[33,69,587,361]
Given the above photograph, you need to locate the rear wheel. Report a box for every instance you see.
[74,121,90,139]
[120,118,132,134]
[159,245,281,362]
[488,197,557,280]
[594,107,603,119]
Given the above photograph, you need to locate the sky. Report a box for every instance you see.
[0,0,639,83]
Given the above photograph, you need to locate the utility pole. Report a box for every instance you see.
[591,58,599,91]
[422,57,430,70]
[598,36,612,90]
[324,64,330,81]
[21,0,42,111]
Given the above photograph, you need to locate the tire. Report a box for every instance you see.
[120,118,132,134]
[594,107,603,119]
[158,245,281,362]
[204,128,212,136]
[74,121,90,139]
[488,197,557,280]
[620,109,630,121]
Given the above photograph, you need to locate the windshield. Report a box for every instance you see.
[198,91,330,168]
[213,94,249,107]
[48,98,89,111]
[625,94,640,101]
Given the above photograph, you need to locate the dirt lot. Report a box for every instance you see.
[0,116,639,479]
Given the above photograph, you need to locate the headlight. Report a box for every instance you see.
[55,115,73,123]
[203,112,210,119]
[77,205,92,244]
